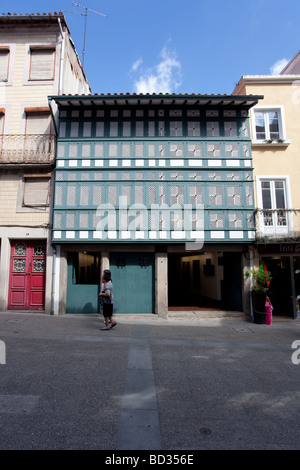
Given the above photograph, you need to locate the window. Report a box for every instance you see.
[253,107,285,142]
[0,47,9,82]
[261,180,286,212]
[257,177,292,236]
[23,175,51,207]
[72,252,101,285]
[170,121,182,137]
[25,109,52,135]
[24,109,53,162]
[29,46,56,80]
[261,180,287,228]
[188,122,200,137]
[207,121,219,137]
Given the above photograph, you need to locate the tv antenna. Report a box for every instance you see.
[63,2,107,66]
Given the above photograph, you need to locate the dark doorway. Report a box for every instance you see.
[221,252,242,311]
[262,257,293,317]
[168,253,222,310]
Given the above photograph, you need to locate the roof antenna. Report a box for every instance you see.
[63,1,107,66]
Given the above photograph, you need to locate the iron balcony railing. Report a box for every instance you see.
[0,134,56,164]
[256,208,300,239]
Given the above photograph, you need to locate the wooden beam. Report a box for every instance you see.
[24,106,49,114]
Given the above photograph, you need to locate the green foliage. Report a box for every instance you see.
[245,268,272,293]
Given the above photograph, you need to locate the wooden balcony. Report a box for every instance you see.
[0,134,56,165]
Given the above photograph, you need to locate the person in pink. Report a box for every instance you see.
[265,296,273,325]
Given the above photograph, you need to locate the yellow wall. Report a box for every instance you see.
[237,80,300,233]
[239,82,300,191]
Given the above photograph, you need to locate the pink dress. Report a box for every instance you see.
[265,297,273,325]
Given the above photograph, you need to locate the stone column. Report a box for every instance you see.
[155,252,168,318]
[0,235,10,311]
[100,251,110,275]
[58,248,67,315]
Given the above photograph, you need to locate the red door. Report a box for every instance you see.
[8,241,46,310]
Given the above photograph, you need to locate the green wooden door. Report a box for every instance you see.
[110,253,154,313]
[66,253,100,313]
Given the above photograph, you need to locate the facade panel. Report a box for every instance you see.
[51,97,259,247]
[50,94,262,315]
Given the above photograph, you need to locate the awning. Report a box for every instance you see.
[49,93,263,109]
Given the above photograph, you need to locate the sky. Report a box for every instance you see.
[4,0,300,94]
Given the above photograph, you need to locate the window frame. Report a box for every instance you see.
[0,44,15,85]
[17,172,51,213]
[29,46,56,81]
[251,106,288,144]
[0,46,10,82]
[24,108,53,136]
[24,44,57,85]
[256,175,293,236]
[23,174,51,207]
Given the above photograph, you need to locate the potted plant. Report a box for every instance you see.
[245,268,272,324]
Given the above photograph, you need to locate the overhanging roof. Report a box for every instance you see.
[0,12,69,32]
[49,93,263,109]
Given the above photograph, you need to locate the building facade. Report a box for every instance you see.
[49,93,262,316]
[0,13,90,314]
[234,63,300,318]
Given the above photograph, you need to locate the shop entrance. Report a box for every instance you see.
[262,257,294,317]
[168,251,242,311]
[294,257,300,317]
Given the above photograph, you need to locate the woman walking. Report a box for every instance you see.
[99,270,116,330]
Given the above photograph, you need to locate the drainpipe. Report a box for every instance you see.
[51,244,61,315]
[57,17,65,95]
[50,17,65,316]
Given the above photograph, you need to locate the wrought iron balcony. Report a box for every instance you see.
[0,134,56,164]
[256,208,300,240]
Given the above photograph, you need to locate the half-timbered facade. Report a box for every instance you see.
[49,93,262,315]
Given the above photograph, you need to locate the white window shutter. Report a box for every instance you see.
[23,178,50,206]
[26,113,51,134]
[0,49,9,81]
[30,48,55,80]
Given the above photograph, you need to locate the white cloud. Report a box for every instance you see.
[132,46,182,94]
[270,58,289,75]
[131,57,143,73]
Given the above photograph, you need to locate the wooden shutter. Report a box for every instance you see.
[0,48,9,81]
[29,47,55,80]
[23,177,50,206]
